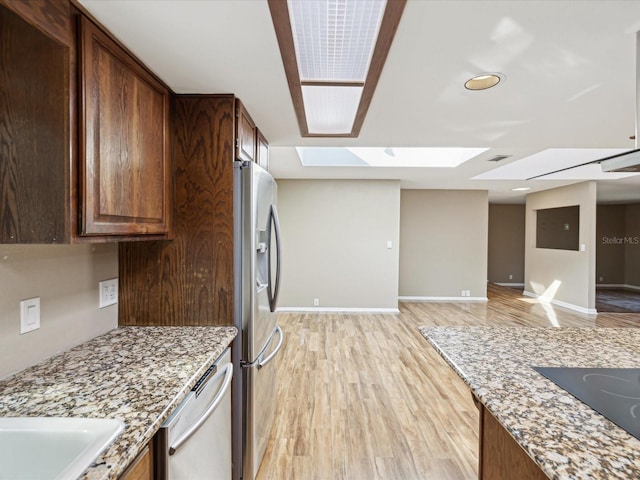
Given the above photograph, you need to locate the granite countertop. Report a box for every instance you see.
[0,326,237,479]
[420,326,640,480]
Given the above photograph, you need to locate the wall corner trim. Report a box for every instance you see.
[276,307,400,314]
[398,296,489,303]
[522,291,597,315]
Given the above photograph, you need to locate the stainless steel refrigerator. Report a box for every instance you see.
[233,160,284,480]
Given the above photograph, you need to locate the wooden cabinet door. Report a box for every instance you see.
[236,101,256,162]
[256,129,269,171]
[0,2,70,243]
[119,444,153,480]
[79,16,171,237]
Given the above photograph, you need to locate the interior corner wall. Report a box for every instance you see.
[524,181,597,312]
[488,204,525,284]
[0,244,118,379]
[625,203,640,287]
[596,204,626,285]
[276,179,400,310]
[399,190,488,299]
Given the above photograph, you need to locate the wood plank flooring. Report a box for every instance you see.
[596,288,640,313]
[256,284,639,480]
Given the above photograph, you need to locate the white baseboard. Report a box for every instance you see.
[522,291,597,315]
[398,296,488,303]
[597,283,640,292]
[494,282,525,288]
[276,307,400,313]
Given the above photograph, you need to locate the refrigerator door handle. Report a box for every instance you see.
[258,326,283,370]
[267,204,282,313]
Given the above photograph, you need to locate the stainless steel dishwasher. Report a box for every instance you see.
[156,348,233,480]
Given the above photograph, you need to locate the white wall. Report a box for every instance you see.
[524,181,597,313]
[0,244,118,379]
[399,190,489,300]
[277,179,400,310]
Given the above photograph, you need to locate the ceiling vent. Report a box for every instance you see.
[487,155,511,162]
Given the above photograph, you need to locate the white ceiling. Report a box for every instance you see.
[79,0,640,203]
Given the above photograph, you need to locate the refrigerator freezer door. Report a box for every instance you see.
[243,326,283,480]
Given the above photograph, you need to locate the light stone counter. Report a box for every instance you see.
[420,326,640,480]
[0,326,237,479]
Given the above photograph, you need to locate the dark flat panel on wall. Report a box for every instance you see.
[536,205,579,251]
[119,95,235,326]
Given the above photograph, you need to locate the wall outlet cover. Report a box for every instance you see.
[20,297,40,334]
[99,278,119,308]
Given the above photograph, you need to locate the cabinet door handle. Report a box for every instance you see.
[168,363,233,455]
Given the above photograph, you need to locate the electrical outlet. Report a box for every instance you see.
[599,276,604,282]
[99,278,118,308]
[313,298,319,306]
[461,290,466,297]
[508,274,513,280]
[20,297,40,334]
[466,290,471,297]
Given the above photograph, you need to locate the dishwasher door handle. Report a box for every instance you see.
[168,363,234,456]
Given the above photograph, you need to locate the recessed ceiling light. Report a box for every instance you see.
[465,73,503,91]
[512,187,531,191]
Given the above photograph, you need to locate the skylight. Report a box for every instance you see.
[269,0,406,137]
[296,147,489,167]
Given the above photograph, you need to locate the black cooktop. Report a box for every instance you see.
[533,367,640,441]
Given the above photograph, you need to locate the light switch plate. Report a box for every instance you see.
[20,297,40,334]
[99,278,118,308]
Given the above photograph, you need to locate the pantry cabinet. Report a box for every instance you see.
[119,95,236,326]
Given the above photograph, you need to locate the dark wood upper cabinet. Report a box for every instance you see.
[79,16,171,237]
[1,0,173,243]
[0,1,71,243]
[256,129,269,171]
[235,101,256,162]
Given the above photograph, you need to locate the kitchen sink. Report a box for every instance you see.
[0,416,124,479]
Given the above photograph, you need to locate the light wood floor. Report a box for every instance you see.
[256,284,639,480]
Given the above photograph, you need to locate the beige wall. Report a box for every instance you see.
[596,205,626,285]
[399,190,488,299]
[524,182,597,312]
[0,244,118,379]
[488,204,525,284]
[277,180,400,310]
[624,204,640,287]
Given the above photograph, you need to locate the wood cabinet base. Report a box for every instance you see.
[476,396,548,480]
[119,444,153,480]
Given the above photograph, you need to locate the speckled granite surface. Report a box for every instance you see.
[0,326,237,479]
[420,326,640,480]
